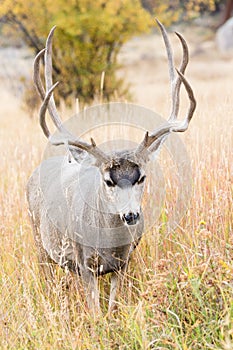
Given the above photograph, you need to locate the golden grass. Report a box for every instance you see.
[0,28,232,349]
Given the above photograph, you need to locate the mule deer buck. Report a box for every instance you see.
[27,20,196,314]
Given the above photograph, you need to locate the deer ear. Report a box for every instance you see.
[147,133,170,160]
[68,145,87,164]
[68,145,99,166]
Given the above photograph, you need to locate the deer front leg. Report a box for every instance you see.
[30,218,55,283]
[108,272,119,313]
[108,264,128,314]
[80,268,100,315]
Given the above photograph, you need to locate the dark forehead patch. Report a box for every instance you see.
[109,158,140,187]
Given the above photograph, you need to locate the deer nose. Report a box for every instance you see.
[122,212,140,226]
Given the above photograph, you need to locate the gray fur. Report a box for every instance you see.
[27,152,145,313]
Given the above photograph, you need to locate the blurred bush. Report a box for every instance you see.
[142,0,226,23]
[0,0,227,111]
[0,0,152,106]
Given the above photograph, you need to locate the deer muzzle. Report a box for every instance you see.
[122,212,140,226]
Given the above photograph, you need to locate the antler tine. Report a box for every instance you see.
[171,69,196,132]
[44,26,64,132]
[34,48,46,100]
[170,32,189,121]
[175,32,189,75]
[156,19,175,83]
[156,19,189,122]
[39,81,61,141]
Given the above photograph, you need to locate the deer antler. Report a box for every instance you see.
[33,27,110,163]
[135,19,196,159]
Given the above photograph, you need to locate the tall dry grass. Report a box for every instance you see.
[0,26,232,349]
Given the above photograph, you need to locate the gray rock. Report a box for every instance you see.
[216,17,233,52]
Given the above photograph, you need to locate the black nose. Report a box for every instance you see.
[123,212,140,225]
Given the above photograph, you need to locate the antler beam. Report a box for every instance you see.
[135,19,196,158]
[33,27,110,163]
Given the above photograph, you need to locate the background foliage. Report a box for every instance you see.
[143,0,225,24]
[0,0,152,105]
[0,0,228,107]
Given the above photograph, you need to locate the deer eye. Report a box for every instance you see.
[105,180,115,187]
[137,175,146,185]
